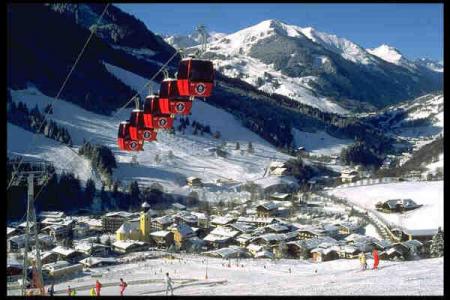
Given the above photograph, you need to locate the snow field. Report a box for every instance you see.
[21,254,442,296]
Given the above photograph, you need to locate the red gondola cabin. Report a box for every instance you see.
[129,109,158,142]
[117,121,143,152]
[177,58,214,97]
[143,95,174,129]
[159,79,193,115]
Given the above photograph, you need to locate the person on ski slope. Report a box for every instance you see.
[372,248,380,270]
[95,280,102,296]
[119,278,128,296]
[165,272,174,296]
[359,252,367,270]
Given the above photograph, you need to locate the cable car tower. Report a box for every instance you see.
[8,159,53,296]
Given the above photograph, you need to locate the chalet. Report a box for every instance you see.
[254,249,274,259]
[42,224,69,240]
[42,260,83,278]
[236,234,253,247]
[172,202,187,210]
[250,232,297,246]
[236,216,276,227]
[266,161,288,176]
[185,236,205,252]
[265,223,289,234]
[375,199,422,213]
[30,251,59,265]
[186,176,202,187]
[79,257,117,268]
[297,225,326,240]
[203,226,239,249]
[112,240,148,254]
[256,202,278,218]
[7,234,55,252]
[253,176,299,195]
[286,237,339,259]
[203,246,249,259]
[270,192,291,201]
[229,222,255,234]
[391,228,438,242]
[246,243,267,256]
[340,169,359,183]
[338,245,361,259]
[402,239,424,255]
[51,246,86,263]
[190,212,209,229]
[379,247,404,260]
[38,211,65,221]
[210,216,235,227]
[74,242,109,257]
[311,246,340,262]
[336,222,362,236]
[150,231,174,248]
[102,211,137,233]
[169,223,195,249]
[151,215,174,231]
[174,212,198,227]
[7,227,18,238]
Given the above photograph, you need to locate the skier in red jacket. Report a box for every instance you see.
[95,280,102,296]
[119,278,128,296]
[372,249,379,270]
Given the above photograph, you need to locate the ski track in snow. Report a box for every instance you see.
[11,255,442,296]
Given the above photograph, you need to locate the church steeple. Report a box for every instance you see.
[140,201,151,241]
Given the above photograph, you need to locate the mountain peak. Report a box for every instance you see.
[367,44,406,65]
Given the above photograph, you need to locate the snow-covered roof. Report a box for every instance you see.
[79,256,117,267]
[141,201,150,208]
[150,231,171,238]
[209,226,239,238]
[266,223,289,232]
[153,215,174,225]
[38,211,65,219]
[172,203,187,210]
[230,222,255,233]
[253,176,299,189]
[42,260,71,270]
[211,216,235,225]
[255,250,273,258]
[403,229,438,236]
[104,211,134,218]
[237,216,275,224]
[247,243,264,252]
[51,246,79,257]
[271,192,290,200]
[112,240,146,250]
[7,227,17,235]
[203,234,232,242]
[257,201,278,211]
[190,211,207,220]
[170,223,194,237]
[116,222,139,234]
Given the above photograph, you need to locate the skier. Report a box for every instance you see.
[165,272,174,296]
[95,280,102,296]
[359,252,367,271]
[70,288,77,296]
[47,283,54,296]
[89,287,96,296]
[372,249,380,270]
[67,286,72,296]
[119,278,128,296]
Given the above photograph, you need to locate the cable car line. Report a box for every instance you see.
[7,3,111,191]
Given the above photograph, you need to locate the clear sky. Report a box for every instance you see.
[115,3,443,61]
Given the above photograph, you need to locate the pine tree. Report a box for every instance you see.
[430,227,444,257]
[84,178,96,208]
[248,142,255,154]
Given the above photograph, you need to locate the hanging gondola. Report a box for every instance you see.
[159,78,193,115]
[129,109,158,142]
[143,94,174,129]
[176,58,214,97]
[117,121,144,151]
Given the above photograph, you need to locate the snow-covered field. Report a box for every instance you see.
[292,128,352,155]
[327,181,443,231]
[8,73,292,194]
[8,254,442,296]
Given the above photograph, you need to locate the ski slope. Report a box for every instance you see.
[12,254,442,296]
[8,81,292,194]
[327,181,443,231]
[292,128,352,156]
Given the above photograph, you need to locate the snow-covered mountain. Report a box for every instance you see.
[367,44,416,70]
[414,58,444,73]
[183,19,442,113]
[163,31,227,49]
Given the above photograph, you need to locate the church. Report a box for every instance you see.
[116,201,152,242]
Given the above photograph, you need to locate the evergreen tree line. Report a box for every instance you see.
[78,142,117,186]
[176,117,214,137]
[340,141,383,168]
[7,99,73,146]
[284,157,316,183]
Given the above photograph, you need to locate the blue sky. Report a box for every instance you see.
[115,3,443,61]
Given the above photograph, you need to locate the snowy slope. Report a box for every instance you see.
[164,31,227,49]
[292,128,352,156]
[8,67,292,195]
[367,44,416,70]
[12,254,442,296]
[328,181,443,231]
